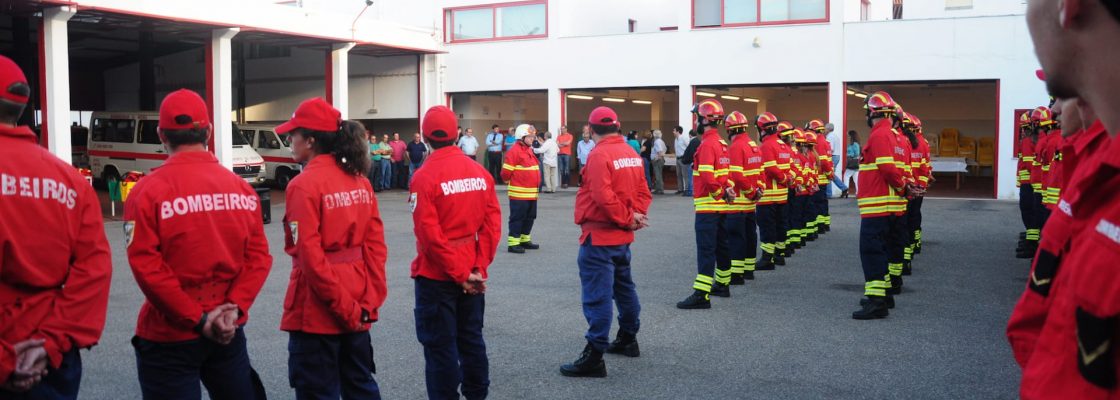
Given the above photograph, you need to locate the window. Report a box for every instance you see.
[254,130,283,149]
[232,130,250,146]
[694,0,828,28]
[945,0,972,10]
[445,1,547,43]
[138,120,161,145]
[91,118,135,143]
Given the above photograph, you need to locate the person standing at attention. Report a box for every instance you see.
[560,106,651,378]
[409,106,501,400]
[278,98,388,398]
[557,126,574,189]
[458,127,479,162]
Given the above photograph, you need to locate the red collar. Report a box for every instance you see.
[0,125,37,142]
[164,150,218,166]
[429,145,463,161]
[701,128,721,141]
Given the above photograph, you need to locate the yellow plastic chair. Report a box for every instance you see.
[939,128,959,157]
[958,136,976,159]
[977,137,994,167]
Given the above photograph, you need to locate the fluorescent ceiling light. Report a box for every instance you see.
[696,91,716,97]
[721,95,740,101]
[602,97,626,103]
[743,97,760,103]
[567,94,594,100]
[632,100,652,105]
[854,93,868,99]
[845,90,856,95]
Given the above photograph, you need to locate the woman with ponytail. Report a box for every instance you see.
[276,98,388,399]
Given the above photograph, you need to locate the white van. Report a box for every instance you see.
[239,124,302,189]
[88,112,267,186]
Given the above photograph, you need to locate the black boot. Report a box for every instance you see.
[730,274,746,285]
[507,245,525,254]
[902,261,912,276]
[560,343,607,378]
[743,270,755,280]
[710,283,730,298]
[605,331,640,358]
[852,297,890,320]
[860,295,895,309]
[823,223,831,232]
[807,233,819,241]
[756,256,776,271]
[841,189,849,198]
[888,275,903,295]
[676,290,711,309]
[774,254,786,266]
[521,241,540,250]
[1016,242,1037,259]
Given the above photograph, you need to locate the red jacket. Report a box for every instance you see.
[857,119,907,218]
[125,151,271,342]
[501,142,541,201]
[692,128,732,213]
[792,151,814,196]
[1018,136,1036,187]
[1036,130,1058,195]
[1040,130,1064,208]
[282,155,388,334]
[759,134,792,205]
[815,134,833,185]
[409,147,502,283]
[912,135,933,189]
[574,135,652,246]
[1029,134,1045,191]
[1020,133,1120,399]
[1007,121,1108,370]
[0,125,111,379]
[727,133,764,213]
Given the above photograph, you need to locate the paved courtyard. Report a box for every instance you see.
[81,189,1024,399]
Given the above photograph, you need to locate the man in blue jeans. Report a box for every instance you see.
[561,107,652,378]
[824,123,849,197]
[379,134,393,190]
[406,133,429,186]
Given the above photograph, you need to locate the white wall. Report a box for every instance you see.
[103,47,419,122]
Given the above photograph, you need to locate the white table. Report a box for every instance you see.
[930,157,977,190]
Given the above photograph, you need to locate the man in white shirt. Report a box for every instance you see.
[534,131,560,193]
[673,126,690,195]
[576,126,596,187]
[458,127,480,161]
[651,130,668,195]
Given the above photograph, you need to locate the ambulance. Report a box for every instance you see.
[238,123,302,189]
[88,112,267,186]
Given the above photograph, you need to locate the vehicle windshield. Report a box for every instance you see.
[232,130,250,146]
[277,132,292,147]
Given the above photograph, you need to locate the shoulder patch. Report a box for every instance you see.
[288,221,299,245]
[123,221,135,247]
[409,192,418,213]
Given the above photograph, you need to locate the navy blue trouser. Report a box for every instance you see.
[7,348,81,400]
[725,212,756,274]
[815,185,829,224]
[860,216,893,297]
[133,328,265,400]
[1019,184,1035,230]
[414,277,489,400]
[288,331,379,400]
[694,213,730,289]
[756,203,787,255]
[508,199,537,245]
[1035,193,1050,237]
[578,237,640,352]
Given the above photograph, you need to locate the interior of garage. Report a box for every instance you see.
[564,87,680,138]
[448,90,548,140]
[693,84,830,131]
[845,81,998,199]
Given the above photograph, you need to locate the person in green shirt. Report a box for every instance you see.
[368,132,389,191]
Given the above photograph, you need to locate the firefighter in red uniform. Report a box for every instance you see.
[806,119,833,236]
[1016,112,1038,257]
[677,99,736,309]
[0,55,111,399]
[278,98,388,399]
[501,124,543,254]
[725,111,765,283]
[1042,102,1066,214]
[124,89,271,399]
[884,115,915,294]
[780,124,806,252]
[897,112,924,275]
[409,106,501,398]
[852,92,920,319]
[902,112,933,271]
[1030,106,1057,247]
[755,113,792,271]
[1019,107,1048,259]
[560,106,652,377]
[788,128,813,248]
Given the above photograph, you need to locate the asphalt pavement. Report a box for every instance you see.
[80,188,1025,399]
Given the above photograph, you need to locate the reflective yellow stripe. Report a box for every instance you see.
[502,164,515,171]
[697,165,715,172]
[875,157,895,164]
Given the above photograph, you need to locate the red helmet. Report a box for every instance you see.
[776,121,795,137]
[900,112,922,130]
[755,112,779,130]
[805,131,818,144]
[694,99,725,123]
[804,119,825,133]
[725,111,750,129]
[865,91,901,118]
[1019,112,1033,131]
[1030,106,1055,128]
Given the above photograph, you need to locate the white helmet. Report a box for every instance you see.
[514,124,533,140]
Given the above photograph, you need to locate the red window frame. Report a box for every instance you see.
[445,0,549,44]
[691,0,830,29]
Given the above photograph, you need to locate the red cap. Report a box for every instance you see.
[159,89,211,130]
[1036,69,1046,82]
[0,55,30,105]
[276,97,341,134]
[422,105,457,142]
[588,106,620,127]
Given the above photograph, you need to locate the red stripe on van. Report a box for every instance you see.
[262,156,296,163]
[89,150,169,160]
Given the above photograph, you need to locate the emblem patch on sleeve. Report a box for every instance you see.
[409,192,418,213]
[288,221,299,245]
[123,221,135,247]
